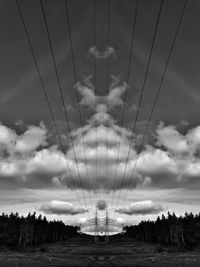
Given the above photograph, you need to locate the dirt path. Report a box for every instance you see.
[0,239,200,266]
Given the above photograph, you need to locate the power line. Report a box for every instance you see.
[106,0,111,216]
[117,0,189,212]
[114,0,164,214]
[93,0,98,200]
[39,0,89,212]
[111,0,139,208]
[15,0,85,211]
[64,0,93,204]
[106,0,110,192]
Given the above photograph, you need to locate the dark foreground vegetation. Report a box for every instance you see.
[1,212,200,266]
[0,237,200,267]
[125,212,200,249]
[1,211,200,250]
[0,212,78,248]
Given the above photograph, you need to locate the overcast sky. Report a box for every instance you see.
[0,0,200,233]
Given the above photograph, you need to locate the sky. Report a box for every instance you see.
[0,0,200,234]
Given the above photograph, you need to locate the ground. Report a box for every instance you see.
[0,237,200,266]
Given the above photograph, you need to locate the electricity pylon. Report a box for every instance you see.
[105,208,109,243]
[94,209,99,243]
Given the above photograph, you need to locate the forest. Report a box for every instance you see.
[1,211,200,251]
[125,212,200,249]
[0,212,78,248]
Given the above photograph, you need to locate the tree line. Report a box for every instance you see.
[0,212,78,248]
[125,212,200,249]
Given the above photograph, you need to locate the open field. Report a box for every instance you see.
[0,237,200,267]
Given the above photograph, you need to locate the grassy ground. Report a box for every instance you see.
[0,237,200,266]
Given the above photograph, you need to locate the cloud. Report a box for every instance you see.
[81,224,122,235]
[2,82,200,194]
[77,76,127,111]
[65,117,200,191]
[96,200,107,210]
[15,119,24,127]
[107,81,127,108]
[39,200,87,215]
[88,46,115,59]
[88,104,111,124]
[156,122,189,154]
[2,117,200,192]
[180,119,189,126]
[0,123,16,155]
[15,122,47,154]
[116,200,164,215]
[77,82,96,109]
[156,121,200,156]
[79,215,123,235]
[0,121,47,156]
[64,109,138,191]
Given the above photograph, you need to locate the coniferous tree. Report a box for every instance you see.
[0,212,78,248]
[125,212,200,249]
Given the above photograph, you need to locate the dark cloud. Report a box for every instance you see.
[96,200,107,210]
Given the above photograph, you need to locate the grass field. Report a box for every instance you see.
[0,237,200,266]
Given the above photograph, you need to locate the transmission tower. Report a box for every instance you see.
[105,208,109,244]
[94,209,99,243]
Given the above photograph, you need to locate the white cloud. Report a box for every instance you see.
[156,122,189,154]
[107,82,127,108]
[88,46,115,59]
[15,122,47,154]
[39,200,87,215]
[0,121,47,156]
[156,121,200,156]
[79,215,123,235]
[0,123,16,155]
[116,200,164,215]
[2,82,200,195]
[89,104,111,124]
[77,82,96,109]
[77,76,127,111]
[1,117,200,192]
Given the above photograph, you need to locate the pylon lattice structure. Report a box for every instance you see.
[104,208,109,243]
[94,208,109,244]
[94,209,99,243]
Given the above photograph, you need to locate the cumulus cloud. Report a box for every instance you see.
[2,115,200,192]
[77,82,96,109]
[2,81,200,194]
[1,116,200,192]
[0,122,67,189]
[65,117,200,191]
[15,122,47,154]
[0,121,47,156]
[156,122,189,154]
[39,200,87,215]
[116,200,164,215]
[156,121,200,156]
[64,107,138,190]
[107,81,127,108]
[0,123,16,155]
[77,75,127,111]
